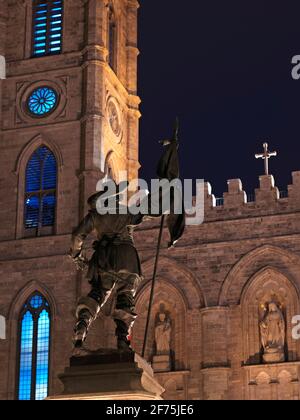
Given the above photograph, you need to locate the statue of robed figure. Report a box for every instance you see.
[69,121,185,352]
[260,302,286,363]
[155,312,172,355]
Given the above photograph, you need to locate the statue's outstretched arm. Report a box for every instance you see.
[129,191,185,248]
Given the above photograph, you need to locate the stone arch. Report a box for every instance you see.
[255,371,271,385]
[14,134,63,239]
[14,134,63,176]
[7,280,58,321]
[103,150,118,181]
[164,378,177,391]
[278,370,293,400]
[133,278,188,371]
[250,371,273,400]
[162,377,179,399]
[241,267,300,365]
[241,266,300,304]
[141,255,206,310]
[6,280,57,400]
[278,370,292,384]
[219,245,300,306]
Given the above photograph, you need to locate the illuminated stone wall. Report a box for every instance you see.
[0,0,140,400]
[133,173,300,400]
[1,0,300,401]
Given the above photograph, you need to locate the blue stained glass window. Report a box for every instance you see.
[27,87,58,116]
[18,312,34,401]
[25,196,40,229]
[35,310,50,400]
[30,295,43,309]
[25,146,57,233]
[41,194,56,226]
[18,294,51,401]
[32,1,64,57]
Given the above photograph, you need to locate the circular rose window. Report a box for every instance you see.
[108,100,121,138]
[27,87,58,116]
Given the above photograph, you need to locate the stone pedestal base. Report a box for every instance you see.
[48,350,164,401]
[263,352,285,364]
[152,355,171,373]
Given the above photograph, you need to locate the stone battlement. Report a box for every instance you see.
[202,171,300,222]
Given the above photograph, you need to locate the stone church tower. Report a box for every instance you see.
[1,0,300,402]
[0,0,140,400]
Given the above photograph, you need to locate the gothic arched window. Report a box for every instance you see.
[32,0,64,57]
[25,146,57,236]
[108,7,117,72]
[17,293,51,400]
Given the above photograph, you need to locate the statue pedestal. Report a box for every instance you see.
[263,351,285,364]
[152,354,171,373]
[47,350,164,401]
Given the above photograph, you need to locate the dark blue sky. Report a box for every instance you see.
[138,0,300,197]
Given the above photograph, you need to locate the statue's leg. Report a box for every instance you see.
[88,274,116,308]
[73,296,100,348]
[113,273,140,352]
[73,275,116,348]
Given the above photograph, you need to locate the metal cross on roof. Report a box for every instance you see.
[255,143,277,175]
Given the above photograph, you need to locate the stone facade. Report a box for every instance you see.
[0,0,300,401]
[0,0,140,400]
[131,174,300,400]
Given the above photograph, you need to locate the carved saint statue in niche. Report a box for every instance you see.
[259,302,285,363]
[155,312,172,355]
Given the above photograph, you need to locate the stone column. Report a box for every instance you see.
[126,0,139,95]
[0,315,5,340]
[79,0,108,217]
[0,0,7,132]
[126,0,141,181]
[200,307,230,400]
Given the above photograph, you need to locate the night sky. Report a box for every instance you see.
[138,0,300,198]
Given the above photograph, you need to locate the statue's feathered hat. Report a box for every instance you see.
[87,180,129,210]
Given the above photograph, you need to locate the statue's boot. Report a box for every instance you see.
[114,313,137,353]
[73,297,100,348]
[113,277,139,353]
[73,309,93,348]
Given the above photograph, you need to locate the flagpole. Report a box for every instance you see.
[141,215,165,359]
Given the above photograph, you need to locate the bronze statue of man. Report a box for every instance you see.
[69,123,185,352]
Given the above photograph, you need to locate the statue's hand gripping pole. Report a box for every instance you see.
[69,251,89,272]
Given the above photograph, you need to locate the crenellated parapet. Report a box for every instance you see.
[203,171,300,222]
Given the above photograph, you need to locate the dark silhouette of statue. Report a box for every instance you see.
[69,123,185,352]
